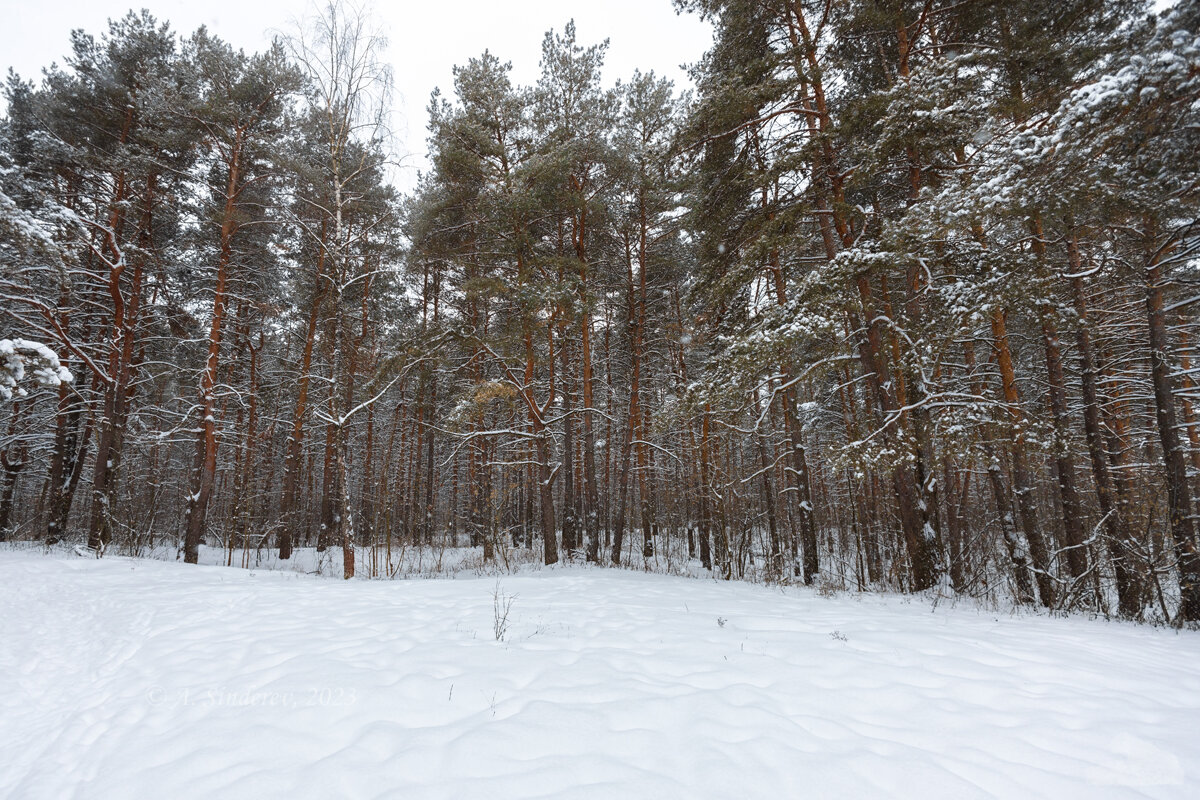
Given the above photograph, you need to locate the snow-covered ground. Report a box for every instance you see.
[93,542,516,580]
[1,551,1197,799]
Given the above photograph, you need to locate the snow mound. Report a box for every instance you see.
[1,552,1197,799]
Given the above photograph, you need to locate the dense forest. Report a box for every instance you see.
[1,0,1198,623]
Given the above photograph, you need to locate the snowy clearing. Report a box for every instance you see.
[1,551,1197,799]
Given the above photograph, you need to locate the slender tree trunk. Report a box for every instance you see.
[963,339,1035,603]
[991,308,1056,607]
[559,315,577,556]
[1067,230,1137,616]
[44,364,89,543]
[1143,219,1200,621]
[280,222,328,559]
[87,129,137,553]
[184,146,241,564]
[1030,217,1089,591]
[0,404,27,538]
[764,249,820,583]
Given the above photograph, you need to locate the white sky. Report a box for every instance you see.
[2,0,713,191]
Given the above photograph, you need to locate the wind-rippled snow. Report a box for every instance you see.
[1,551,1197,799]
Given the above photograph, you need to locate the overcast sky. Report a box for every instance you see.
[2,0,713,190]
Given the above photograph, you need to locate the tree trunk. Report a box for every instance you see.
[1067,231,1137,616]
[1143,219,1200,621]
[1030,217,1089,592]
[280,221,328,559]
[184,146,241,564]
[991,308,1056,607]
